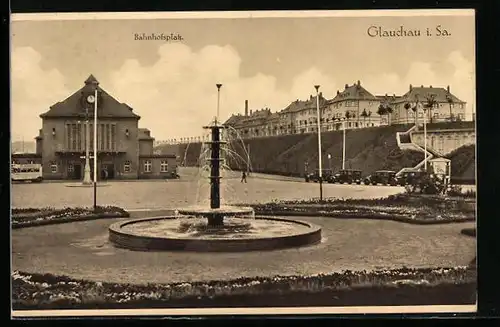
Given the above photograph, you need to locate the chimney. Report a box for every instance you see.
[319,92,323,98]
[409,84,412,91]
[447,85,450,93]
[245,100,249,116]
[357,80,360,86]
[250,109,253,115]
[310,95,313,100]
[345,84,349,89]
[430,85,433,88]
[337,90,340,95]
[421,85,424,88]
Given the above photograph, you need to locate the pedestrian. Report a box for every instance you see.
[241,171,247,183]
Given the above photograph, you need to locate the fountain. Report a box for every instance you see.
[108,85,322,252]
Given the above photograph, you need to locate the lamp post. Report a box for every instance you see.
[93,87,98,210]
[342,118,346,170]
[216,83,222,125]
[314,85,323,202]
[423,106,428,172]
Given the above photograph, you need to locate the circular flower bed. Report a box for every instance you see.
[12,266,476,309]
[244,194,475,224]
[12,206,129,229]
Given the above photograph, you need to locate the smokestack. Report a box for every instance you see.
[245,100,249,116]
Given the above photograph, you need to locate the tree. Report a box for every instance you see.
[361,108,368,126]
[424,94,437,124]
[404,102,411,124]
[378,94,394,125]
[377,104,387,124]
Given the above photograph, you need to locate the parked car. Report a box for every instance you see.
[396,170,427,186]
[305,169,334,183]
[364,170,398,186]
[331,169,363,184]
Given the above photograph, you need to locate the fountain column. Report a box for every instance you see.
[203,124,226,227]
[204,83,225,227]
[210,125,222,210]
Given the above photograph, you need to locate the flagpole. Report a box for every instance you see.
[93,88,98,211]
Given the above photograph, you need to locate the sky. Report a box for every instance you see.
[11,11,475,142]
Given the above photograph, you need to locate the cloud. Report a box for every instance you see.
[108,43,337,140]
[362,50,475,113]
[11,45,475,142]
[11,47,71,141]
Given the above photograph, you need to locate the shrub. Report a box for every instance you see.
[12,206,129,227]
[12,266,475,308]
[447,185,476,198]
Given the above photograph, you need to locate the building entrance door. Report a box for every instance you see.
[73,164,82,180]
[105,164,115,179]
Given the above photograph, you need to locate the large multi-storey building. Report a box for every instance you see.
[391,84,466,125]
[13,75,177,180]
[221,81,468,140]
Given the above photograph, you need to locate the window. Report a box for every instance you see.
[68,163,74,172]
[160,160,168,172]
[144,160,152,173]
[50,162,58,173]
[124,160,131,173]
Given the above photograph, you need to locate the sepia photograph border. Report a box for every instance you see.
[6,2,497,319]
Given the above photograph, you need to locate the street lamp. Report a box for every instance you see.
[327,153,332,170]
[314,85,323,202]
[93,86,98,211]
[216,84,222,125]
[423,106,428,172]
[342,117,346,170]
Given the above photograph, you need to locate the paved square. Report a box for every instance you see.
[12,169,406,210]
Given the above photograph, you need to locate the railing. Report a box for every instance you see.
[395,125,436,176]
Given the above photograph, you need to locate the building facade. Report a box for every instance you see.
[391,84,467,125]
[21,75,177,180]
[164,81,470,144]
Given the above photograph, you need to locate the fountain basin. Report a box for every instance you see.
[176,205,255,218]
[109,216,322,252]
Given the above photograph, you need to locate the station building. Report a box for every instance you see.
[13,74,177,180]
